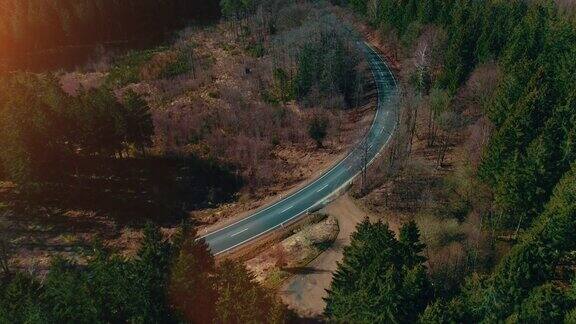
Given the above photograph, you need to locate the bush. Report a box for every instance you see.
[246,42,266,58]
[106,48,163,86]
[161,51,193,79]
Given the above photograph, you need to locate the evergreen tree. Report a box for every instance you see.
[169,232,216,323]
[0,272,46,323]
[122,90,154,153]
[214,260,287,324]
[308,115,329,148]
[399,220,427,267]
[325,220,432,323]
[0,222,287,323]
[513,284,572,323]
[418,299,468,324]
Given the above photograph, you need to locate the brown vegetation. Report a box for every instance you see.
[2,6,373,274]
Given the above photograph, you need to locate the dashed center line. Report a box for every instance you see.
[230,228,249,237]
[206,43,399,255]
[280,205,294,213]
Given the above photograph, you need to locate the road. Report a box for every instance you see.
[200,42,399,255]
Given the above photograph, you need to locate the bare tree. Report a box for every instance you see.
[185,44,196,79]
[464,62,501,114]
[414,36,430,95]
[359,136,370,194]
[0,218,11,275]
[396,92,419,156]
[0,238,10,275]
[367,0,382,25]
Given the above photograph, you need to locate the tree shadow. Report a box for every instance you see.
[4,155,243,228]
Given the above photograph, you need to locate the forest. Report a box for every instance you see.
[323,0,576,322]
[0,0,220,70]
[0,0,365,322]
[1,0,576,322]
[0,223,288,322]
[0,72,242,225]
[0,0,365,225]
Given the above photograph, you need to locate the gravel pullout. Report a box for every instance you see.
[278,194,371,317]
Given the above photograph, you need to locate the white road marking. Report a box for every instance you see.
[280,206,294,213]
[210,42,400,255]
[317,184,330,192]
[230,228,249,237]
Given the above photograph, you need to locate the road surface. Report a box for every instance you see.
[201,42,399,255]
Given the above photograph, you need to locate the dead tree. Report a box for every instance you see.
[0,220,11,275]
[435,110,460,168]
[359,136,370,195]
[186,44,196,79]
[414,37,430,95]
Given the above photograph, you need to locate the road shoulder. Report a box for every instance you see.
[277,194,371,318]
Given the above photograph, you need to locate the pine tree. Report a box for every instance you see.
[399,220,427,267]
[214,260,287,324]
[121,90,154,153]
[169,233,216,323]
[325,220,432,323]
[308,115,329,148]
[514,284,571,323]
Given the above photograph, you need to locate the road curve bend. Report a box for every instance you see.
[200,42,399,255]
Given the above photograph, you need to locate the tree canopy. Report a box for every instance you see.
[329,0,576,321]
[0,223,288,323]
[0,73,153,186]
[325,219,432,323]
[0,0,220,70]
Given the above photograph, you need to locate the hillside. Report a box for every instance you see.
[324,0,576,322]
[0,0,376,273]
[0,0,220,71]
[1,0,576,323]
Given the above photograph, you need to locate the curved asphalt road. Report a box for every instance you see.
[201,42,399,255]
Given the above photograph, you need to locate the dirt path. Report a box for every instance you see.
[278,194,371,318]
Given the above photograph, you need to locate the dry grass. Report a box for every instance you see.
[246,214,339,288]
[5,15,373,274]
